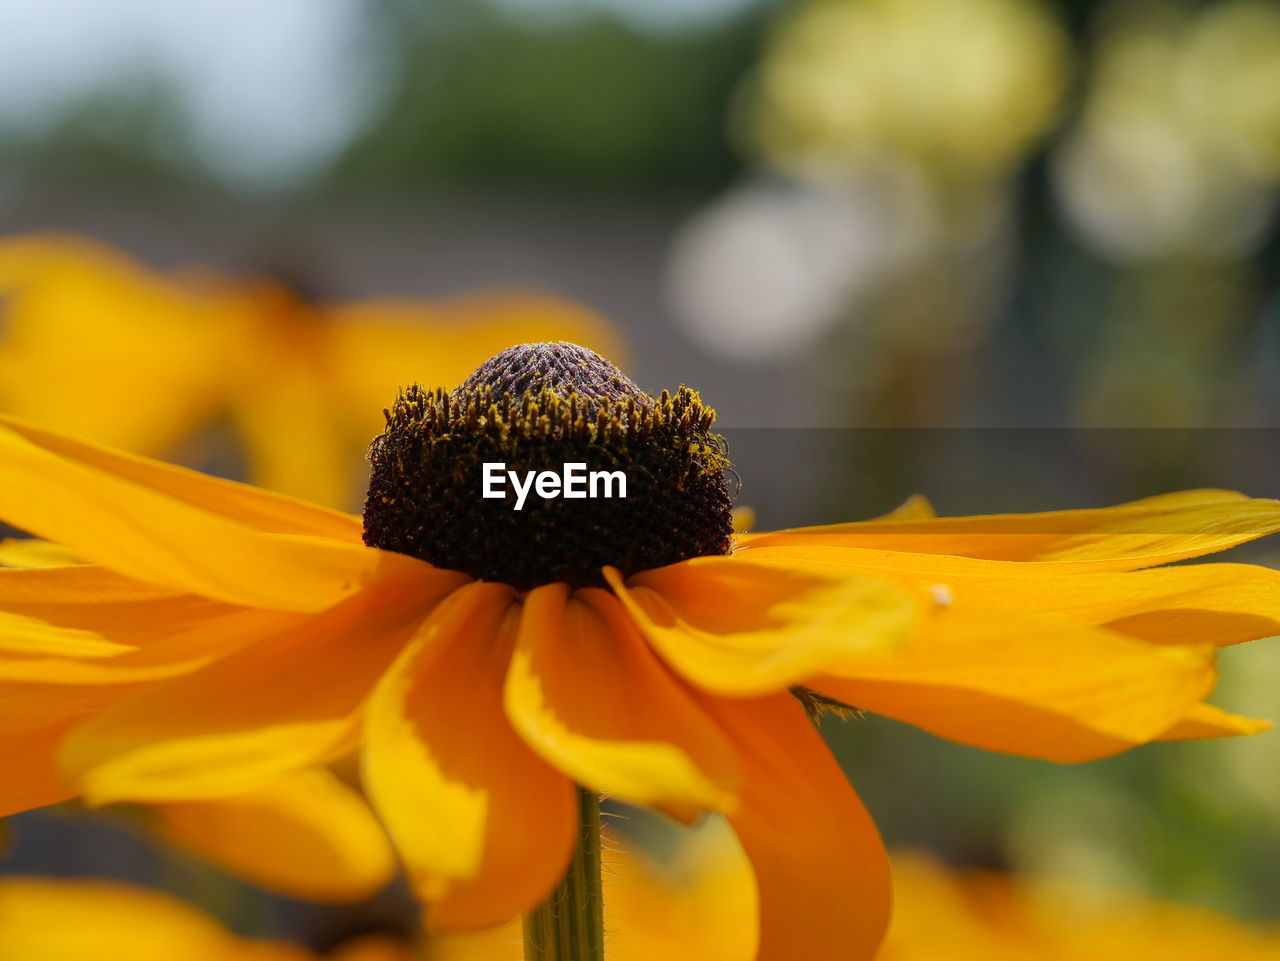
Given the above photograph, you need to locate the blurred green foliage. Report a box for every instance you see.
[335,1,763,191]
[0,0,769,195]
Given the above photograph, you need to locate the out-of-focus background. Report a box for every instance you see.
[2,0,1279,951]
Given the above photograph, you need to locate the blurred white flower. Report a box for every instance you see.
[1053,0,1280,260]
[665,166,934,362]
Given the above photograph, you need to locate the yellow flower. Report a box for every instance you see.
[1,343,1278,961]
[432,825,1280,961]
[0,876,410,961]
[0,233,623,507]
[9,834,1273,961]
[748,0,1071,183]
[881,851,1280,961]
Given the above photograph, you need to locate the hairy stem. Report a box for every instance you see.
[522,787,604,961]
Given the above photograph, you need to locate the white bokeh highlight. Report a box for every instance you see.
[666,168,934,362]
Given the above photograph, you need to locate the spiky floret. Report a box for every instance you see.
[454,340,651,409]
[793,687,864,724]
[362,343,734,590]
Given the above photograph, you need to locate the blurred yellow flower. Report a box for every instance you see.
[882,852,1280,961]
[749,0,1071,183]
[1054,0,1280,258]
[0,233,623,507]
[433,824,1280,960]
[8,833,1275,961]
[0,876,410,961]
[1,343,1279,960]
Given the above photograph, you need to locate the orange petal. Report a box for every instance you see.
[697,692,891,961]
[0,611,137,660]
[505,584,740,816]
[0,560,178,608]
[740,490,1280,572]
[151,768,396,902]
[0,674,153,815]
[0,565,266,672]
[605,557,915,695]
[363,582,577,929]
[0,608,298,687]
[734,550,1280,648]
[813,605,1217,762]
[60,568,464,803]
[0,687,96,815]
[0,413,362,540]
[0,730,76,816]
[1092,564,1280,646]
[0,572,311,816]
[0,563,275,674]
[0,573,217,815]
[0,538,85,568]
[0,414,396,611]
[1157,702,1273,741]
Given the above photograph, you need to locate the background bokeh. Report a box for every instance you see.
[2,0,1278,951]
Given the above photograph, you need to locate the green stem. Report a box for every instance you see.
[522,787,604,961]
